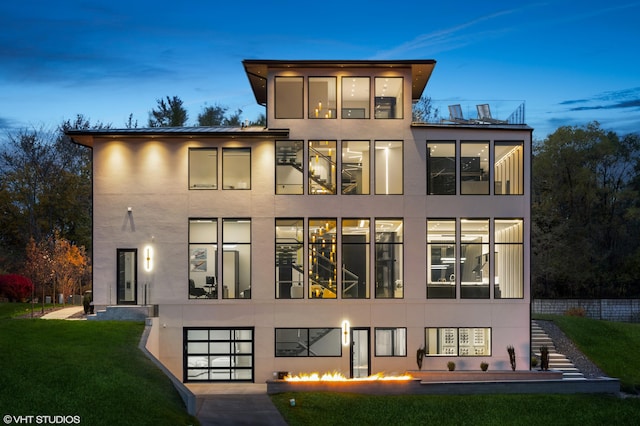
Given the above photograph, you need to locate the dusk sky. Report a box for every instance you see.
[1,0,639,140]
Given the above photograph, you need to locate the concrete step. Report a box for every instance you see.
[531,320,585,380]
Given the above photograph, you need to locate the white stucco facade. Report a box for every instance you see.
[68,59,532,383]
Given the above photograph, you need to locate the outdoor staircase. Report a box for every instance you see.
[531,320,584,380]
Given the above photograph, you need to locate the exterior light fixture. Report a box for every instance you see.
[144,245,153,272]
[341,320,350,346]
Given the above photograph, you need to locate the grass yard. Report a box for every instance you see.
[0,303,198,426]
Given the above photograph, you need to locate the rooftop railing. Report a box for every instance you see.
[412,100,526,125]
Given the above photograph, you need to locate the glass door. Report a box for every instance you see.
[351,328,370,378]
[117,249,137,305]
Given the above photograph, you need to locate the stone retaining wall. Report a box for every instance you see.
[532,299,640,322]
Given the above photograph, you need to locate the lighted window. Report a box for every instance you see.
[189,148,217,189]
[309,77,336,119]
[275,76,303,119]
[374,141,403,194]
[427,219,456,299]
[308,219,337,299]
[275,140,303,194]
[275,328,341,357]
[460,219,490,299]
[275,219,304,299]
[309,141,337,195]
[222,148,250,190]
[494,142,524,195]
[425,327,491,356]
[460,142,489,195]
[188,219,217,299]
[375,328,406,356]
[427,142,456,195]
[342,219,370,299]
[184,327,253,382]
[342,77,370,118]
[495,219,524,299]
[375,219,403,299]
[222,219,251,299]
[374,77,403,119]
[341,141,370,195]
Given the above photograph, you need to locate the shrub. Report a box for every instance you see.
[0,274,34,302]
[447,361,456,371]
[480,362,489,371]
[565,307,586,317]
[531,356,539,368]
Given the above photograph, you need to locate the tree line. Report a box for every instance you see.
[1,97,639,300]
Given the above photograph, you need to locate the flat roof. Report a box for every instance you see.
[242,59,437,106]
[65,126,290,148]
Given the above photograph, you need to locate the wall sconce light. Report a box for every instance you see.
[341,320,350,346]
[127,207,132,213]
[144,245,153,272]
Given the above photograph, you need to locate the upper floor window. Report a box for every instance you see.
[495,142,524,195]
[426,219,456,299]
[309,141,337,195]
[375,219,403,299]
[374,77,403,119]
[222,148,250,190]
[275,218,304,299]
[309,219,337,299]
[342,218,370,299]
[309,77,336,119]
[427,142,455,195]
[460,219,490,299]
[341,141,370,195]
[188,219,218,299]
[275,76,303,119]
[189,148,217,189]
[222,219,252,299]
[460,142,489,195]
[275,140,303,194]
[495,219,524,299]
[342,77,370,118]
[375,141,403,194]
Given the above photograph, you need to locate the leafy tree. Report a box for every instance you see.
[197,104,228,126]
[412,96,440,122]
[532,122,640,298]
[0,274,34,302]
[250,113,267,127]
[148,96,188,127]
[223,108,243,126]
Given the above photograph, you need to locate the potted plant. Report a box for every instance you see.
[447,361,456,371]
[480,361,489,371]
[531,356,539,369]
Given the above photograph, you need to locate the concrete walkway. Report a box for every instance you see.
[186,383,287,426]
[40,305,85,319]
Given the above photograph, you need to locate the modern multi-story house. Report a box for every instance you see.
[67,59,532,384]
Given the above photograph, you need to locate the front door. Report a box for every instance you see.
[117,249,137,305]
[351,328,370,378]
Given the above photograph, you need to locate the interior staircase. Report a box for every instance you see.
[531,320,584,380]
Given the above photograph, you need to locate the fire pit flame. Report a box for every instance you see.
[284,372,412,382]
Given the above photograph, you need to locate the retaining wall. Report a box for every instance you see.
[532,299,640,322]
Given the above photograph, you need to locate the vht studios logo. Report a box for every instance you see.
[3,415,81,425]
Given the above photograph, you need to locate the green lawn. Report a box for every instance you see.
[0,303,198,426]
[271,315,640,426]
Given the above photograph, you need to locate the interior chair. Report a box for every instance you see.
[189,279,206,298]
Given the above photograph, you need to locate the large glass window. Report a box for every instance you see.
[427,142,456,195]
[184,327,253,382]
[460,219,490,299]
[275,76,303,119]
[276,140,303,194]
[342,219,370,299]
[117,249,137,304]
[342,77,370,118]
[189,219,218,299]
[222,148,250,190]
[425,327,491,356]
[427,219,456,299]
[495,219,524,298]
[375,141,403,194]
[341,141,370,195]
[189,148,217,189]
[375,219,403,298]
[374,77,403,119]
[222,219,251,299]
[460,142,489,195]
[309,140,337,195]
[308,219,337,298]
[309,77,336,119]
[275,328,342,357]
[494,142,524,195]
[375,328,406,357]
[276,219,304,299]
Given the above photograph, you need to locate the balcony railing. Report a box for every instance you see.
[413,100,526,125]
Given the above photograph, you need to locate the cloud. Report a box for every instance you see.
[560,87,640,111]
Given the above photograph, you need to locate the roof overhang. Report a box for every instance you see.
[242,59,436,106]
[66,127,290,148]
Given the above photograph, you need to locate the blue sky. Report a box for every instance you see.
[1,0,639,140]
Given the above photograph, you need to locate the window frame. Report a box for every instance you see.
[275,327,342,357]
[375,327,407,357]
[274,76,304,119]
[424,327,492,357]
